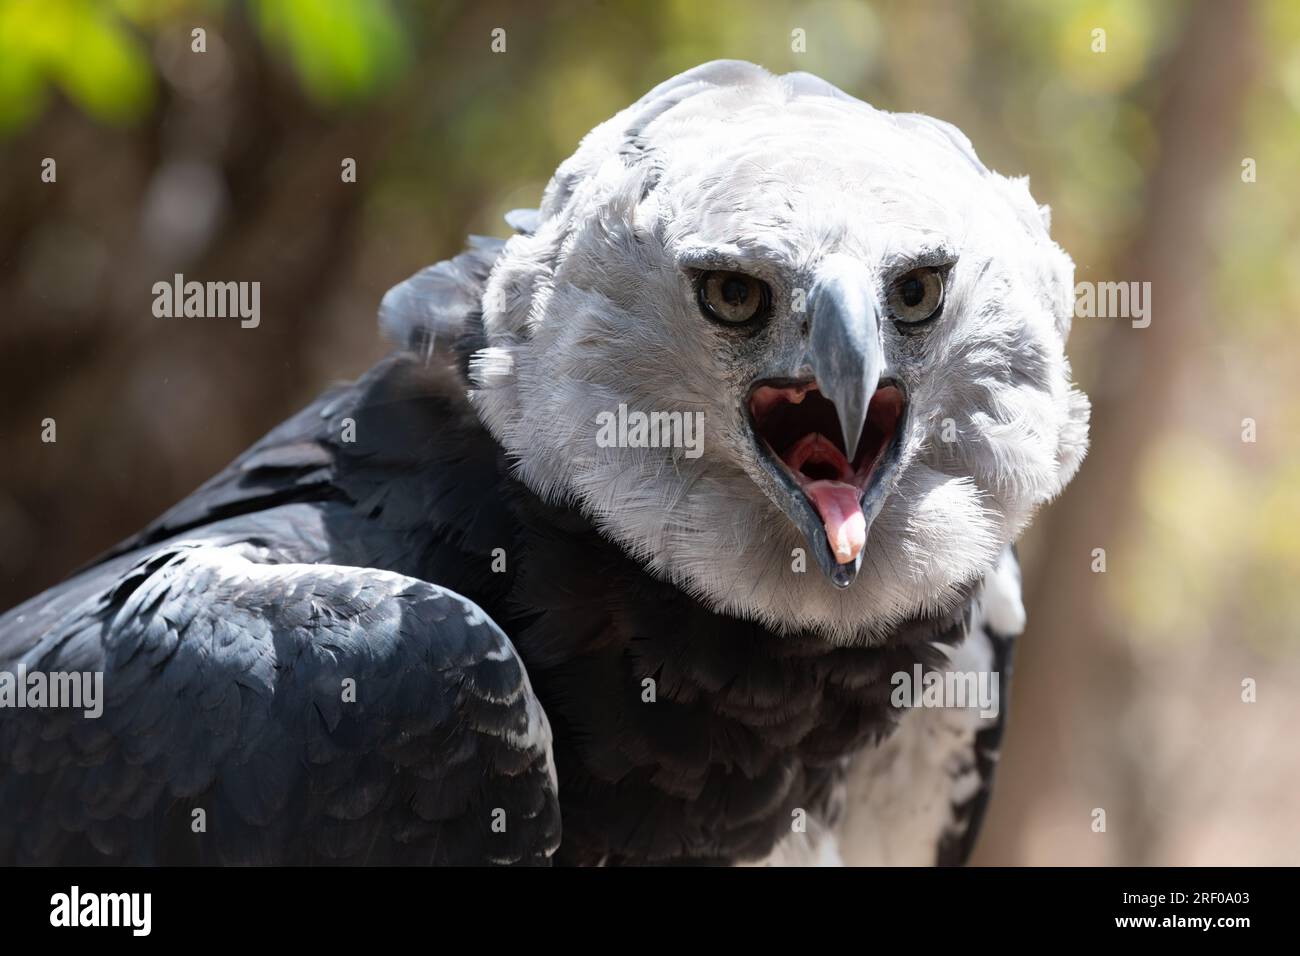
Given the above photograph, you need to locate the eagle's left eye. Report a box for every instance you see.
[888,267,945,324]
[698,271,771,325]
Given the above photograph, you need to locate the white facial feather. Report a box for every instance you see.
[455,60,1090,643]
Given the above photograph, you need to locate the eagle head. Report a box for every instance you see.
[462,60,1090,643]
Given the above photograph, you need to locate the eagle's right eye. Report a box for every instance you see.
[698,271,771,325]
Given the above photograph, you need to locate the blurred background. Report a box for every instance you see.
[1,0,1296,864]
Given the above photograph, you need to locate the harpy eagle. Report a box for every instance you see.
[0,61,1089,866]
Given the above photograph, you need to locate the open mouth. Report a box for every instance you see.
[748,380,907,568]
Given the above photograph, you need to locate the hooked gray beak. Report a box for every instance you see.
[807,254,886,464]
[745,254,908,589]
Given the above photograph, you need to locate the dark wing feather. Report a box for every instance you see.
[0,537,559,865]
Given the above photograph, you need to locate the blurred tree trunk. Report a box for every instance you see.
[974,0,1258,864]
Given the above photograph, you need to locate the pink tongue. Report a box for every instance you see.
[803,480,866,564]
